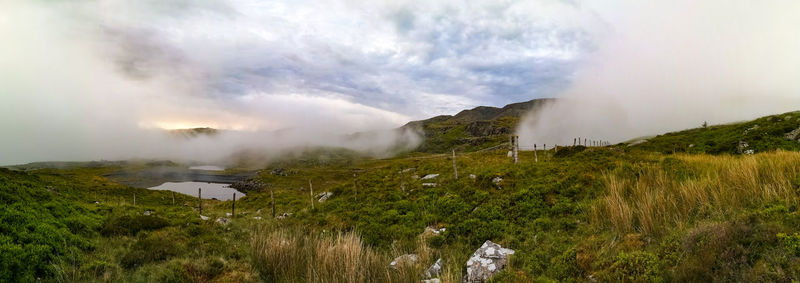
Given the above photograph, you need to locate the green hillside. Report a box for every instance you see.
[630,110,800,154]
[5,108,800,282]
[403,98,554,153]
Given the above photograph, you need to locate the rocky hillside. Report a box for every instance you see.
[402,98,554,153]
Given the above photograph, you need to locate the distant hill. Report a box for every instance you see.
[629,111,800,154]
[167,127,219,139]
[402,98,555,152]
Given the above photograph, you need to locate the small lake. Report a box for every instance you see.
[148,182,244,201]
[189,165,226,171]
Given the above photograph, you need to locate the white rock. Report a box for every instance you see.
[226,212,233,217]
[200,215,210,221]
[216,217,231,226]
[422,174,439,180]
[316,192,333,202]
[491,177,502,185]
[143,210,152,216]
[469,174,476,180]
[464,240,515,282]
[424,226,446,235]
[253,216,262,220]
[390,254,419,269]
[422,279,441,283]
[422,183,437,187]
[507,151,513,157]
[425,258,443,279]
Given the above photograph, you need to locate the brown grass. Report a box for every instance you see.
[251,227,438,282]
[592,151,800,235]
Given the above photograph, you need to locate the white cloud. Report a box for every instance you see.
[518,0,800,146]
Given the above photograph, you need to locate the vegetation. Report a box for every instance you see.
[403,98,553,153]
[631,110,800,154]
[3,110,800,282]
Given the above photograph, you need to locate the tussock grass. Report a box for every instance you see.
[593,151,800,235]
[251,227,437,282]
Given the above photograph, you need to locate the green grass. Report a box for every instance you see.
[631,111,800,154]
[4,111,800,282]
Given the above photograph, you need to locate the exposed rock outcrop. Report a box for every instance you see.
[786,126,800,141]
[316,192,333,202]
[425,258,443,279]
[464,240,515,282]
[230,179,267,192]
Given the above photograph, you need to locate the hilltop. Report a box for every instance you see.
[402,98,554,152]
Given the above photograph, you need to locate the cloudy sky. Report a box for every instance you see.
[2,0,800,164]
[1,0,597,132]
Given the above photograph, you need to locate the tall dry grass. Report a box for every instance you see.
[592,151,800,235]
[250,227,442,283]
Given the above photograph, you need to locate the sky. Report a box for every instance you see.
[1,0,800,164]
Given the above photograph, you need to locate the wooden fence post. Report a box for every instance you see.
[232,193,236,218]
[198,188,202,215]
[400,167,406,193]
[171,191,175,205]
[309,180,314,210]
[452,149,458,179]
[534,144,538,163]
[270,190,275,218]
[133,193,136,206]
[353,173,358,201]
[513,136,519,164]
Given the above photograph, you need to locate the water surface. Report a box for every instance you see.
[189,165,226,171]
[148,181,244,201]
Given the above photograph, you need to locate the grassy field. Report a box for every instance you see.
[4,112,800,282]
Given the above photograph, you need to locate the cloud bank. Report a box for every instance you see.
[518,0,800,145]
[1,0,588,165]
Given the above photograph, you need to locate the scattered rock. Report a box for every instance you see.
[744,124,759,134]
[744,149,755,155]
[226,212,233,217]
[94,201,100,204]
[277,212,292,219]
[256,209,262,214]
[425,258,443,279]
[688,144,695,148]
[422,174,440,180]
[491,177,502,185]
[424,227,446,236]
[464,240,515,282]
[422,183,437,187]
[270,168,289,176]
[253,216,262,220]
[216,217,231,226]
[390,254,419,269]
[469,174,476,180]
[785,126,800,141]
[737,141,750,154]
[316,192,333,202]
[422,279,441,283]
[143,210,153,216]
[402,168,416,173]
[230,179,267,192]
[200,215,210,221]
